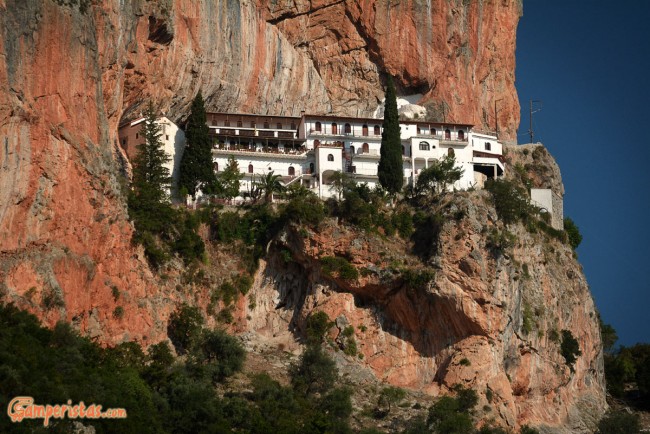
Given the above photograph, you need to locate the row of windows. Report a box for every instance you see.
[415,128,465,140]
[314,122,381,136]
[220,120,297,130]
[214,163,309,176]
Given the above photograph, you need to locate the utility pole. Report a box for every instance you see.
[529,99,542,143]
[494,98,503,137]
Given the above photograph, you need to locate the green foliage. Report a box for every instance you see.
[599,315,619,353]
[167,303,204,355]
[564,217,583,250]
[415,154,464,197]
[560,329,582,372]
[486,228,516,254]
[189,329,245,383]
[281,192,325,227]
[596,410,641,434]
[459,358,471,366]
[485,178,532,225]
[412,211,444,260]
[378,76,404,194]
[519,426,541,434]
[179,91,216,198]
[400,268,435,290]
[113,306,124,319]
[328,170,355,201]
[320,256,359,280]
[306,311,332,346]
[378,386,406,413]
[172,211,206,264]
[522,303,534,335]
[215,156,243,201]
[290,346,338,396]
[254,171,285,203]
[392,209,414,238]
[425,385,478,434]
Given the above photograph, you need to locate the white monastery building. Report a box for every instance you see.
[118,111,506,200]
[207,112,505,198]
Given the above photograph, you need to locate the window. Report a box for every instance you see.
[213,162,218,171]
[417,126,421,135]
[248,164,253,173]
[166,135,169,140]
[448,148,455,157]
[315,121,321,132]
[332,123,338,135]
[419,141,430,151]
[264,121,269,129]
[237,120,243,128]
[291,122,296,130]
[288,166,295,176]
[327,154,334,162]
[485,142,491,151]
[374,125,381,135]
[350,145,355,155]
[362,125,368,136]
[314,139,320,147]
[431,128,436,135]
[277,123,282,129]
[345,123,351,134]
[362,143,369,153]
[348,165,356,173]
[402,145,406,155]
[135,133,138,139]
[224,120,230,127]
[309,163,314,174]
[458,130,465,140]
[445,129,451,140]
[251,121,256,128]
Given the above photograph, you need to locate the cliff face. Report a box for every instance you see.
[243,147,606,432]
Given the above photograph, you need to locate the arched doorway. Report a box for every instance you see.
[315,121,322,132]
[350,145,355,155]
[288,166,295,176]
[332,123,338,135]
[248,164,254,173]
[362,143,369,153]
[362,125,368,136]
[345,123,351,134]
[458,130,465,140]
[374,125,381,135]
[445,129,451,140]
[447,148,455,157]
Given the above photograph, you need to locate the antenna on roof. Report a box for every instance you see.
[529,99,542,143]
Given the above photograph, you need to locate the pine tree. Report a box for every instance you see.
[378,76,404,195]
[179,91,216,198]
[128,102,172,234]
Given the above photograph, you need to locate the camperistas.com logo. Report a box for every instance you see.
[7,396,127,427]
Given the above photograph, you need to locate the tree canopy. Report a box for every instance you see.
[415,154,464,197]
[179,91,216,198]
[378,76,403,195]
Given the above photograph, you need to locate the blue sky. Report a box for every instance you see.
[515,1,650,346]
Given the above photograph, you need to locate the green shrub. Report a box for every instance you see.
[113,306,124,319]
[564,217,583,250]
[320,256,359,280]
[190,329,245,383]
[306,311,331,345]
[596,410,640,434]
[459,358,471,366]
[392,210,414,238]
[401,268,435,290]
[522,303,534,335]
[485,178,532,224]
[487,228,517,252]
[560,329,582,372]
[168,303,204,355]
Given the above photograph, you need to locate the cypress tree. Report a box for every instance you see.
[128,102,173,234]
[378,76,404,194]
[179,91,216,198]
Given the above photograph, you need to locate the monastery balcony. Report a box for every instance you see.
[472,150,505,164]
[212,145,309,159]
[309,129,382,140]
[440,137,469,146]
[211,126,299,140]
[350,149,380,159]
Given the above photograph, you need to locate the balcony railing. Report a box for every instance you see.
[213,144,308,156]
